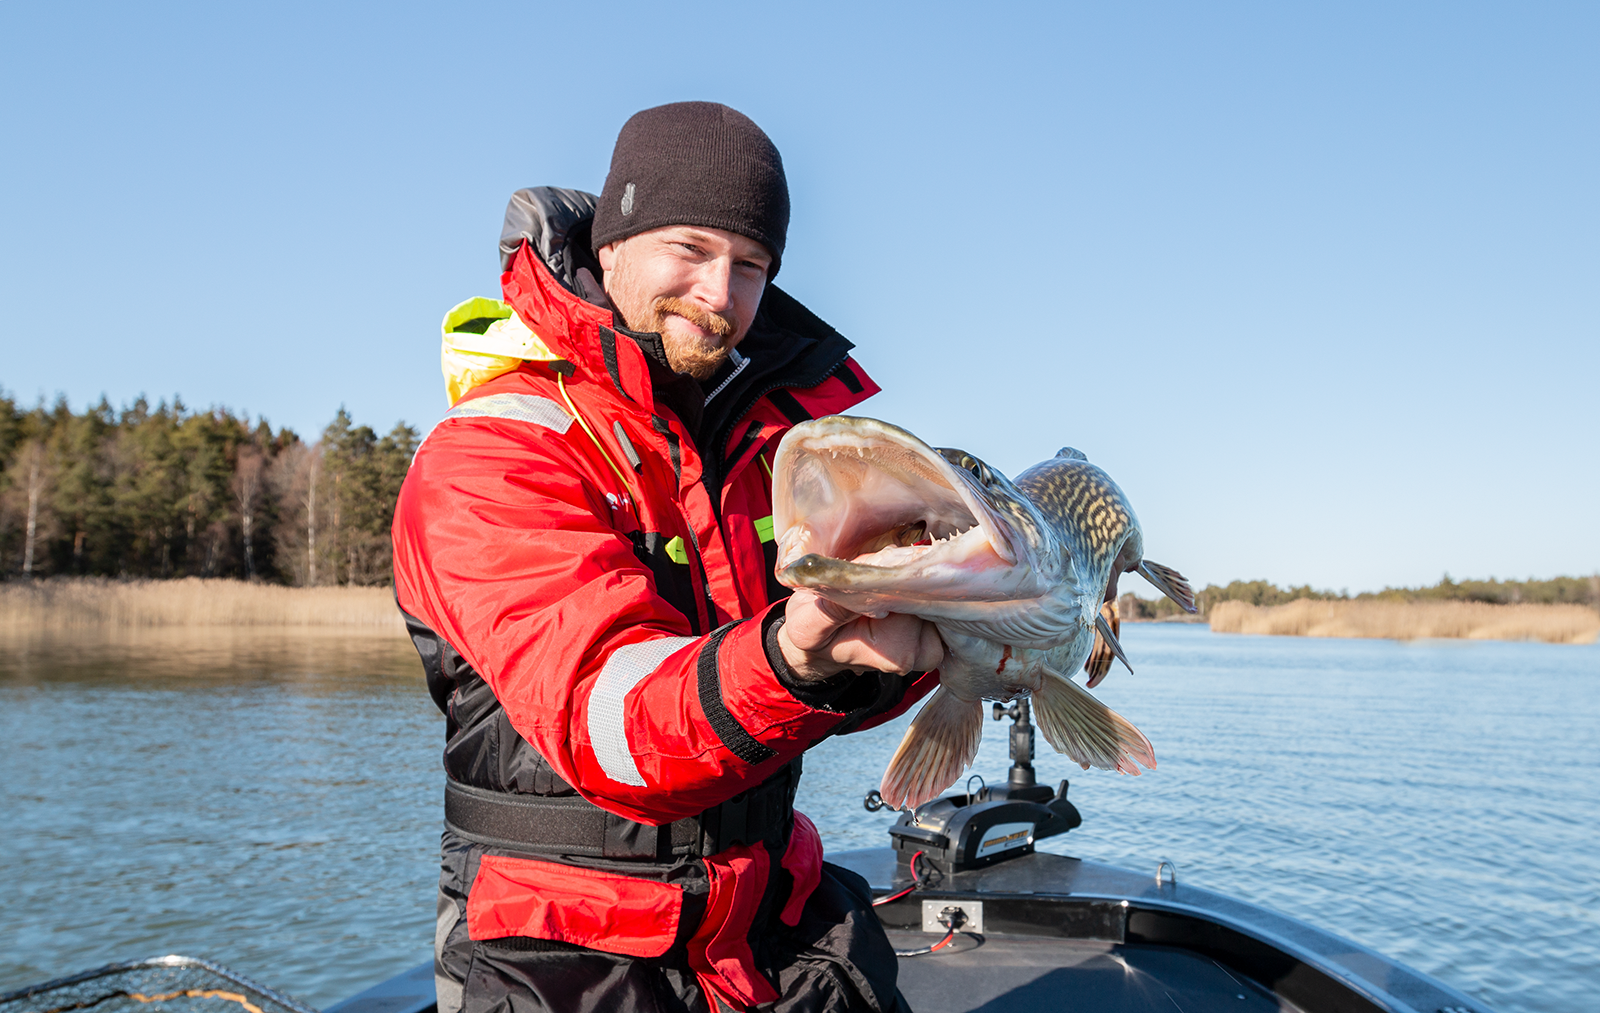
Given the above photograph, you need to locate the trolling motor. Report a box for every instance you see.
[868,699,1082,877]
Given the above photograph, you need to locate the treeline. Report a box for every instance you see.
[1367,573,1600,607]
[1125,573,1600,620]
[0,394,417,585]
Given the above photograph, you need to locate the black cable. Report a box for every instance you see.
[893,903,978,958]
[893,927,957,958]
[871,850,925,907]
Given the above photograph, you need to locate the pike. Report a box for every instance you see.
[771,416,1197,809]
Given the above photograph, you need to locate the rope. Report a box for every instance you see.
[130,991,265,1013]
[37,990,266,1013]
[555,371,636,496]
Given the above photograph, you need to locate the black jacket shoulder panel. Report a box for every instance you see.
[500,187,601,277]
[399,601,456,716]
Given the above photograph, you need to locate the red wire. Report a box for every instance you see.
[894,926,958,957]
[883,852,967,959]
[871,850,925,907]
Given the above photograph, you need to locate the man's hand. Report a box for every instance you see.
[778,589,944,682]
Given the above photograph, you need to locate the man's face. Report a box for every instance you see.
[598,225,772,380]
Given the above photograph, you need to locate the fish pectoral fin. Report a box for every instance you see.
[1138,560,1198,614]
[1033,670,1156,776]
[1094,609,1134,676]
[1084,601,1120,687]
[880,686,983,810]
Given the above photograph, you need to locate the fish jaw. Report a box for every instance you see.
[772,416,1057,612]
[777,543,1041,619]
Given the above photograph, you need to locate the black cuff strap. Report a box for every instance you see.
[765,605,859,711]
[762,601,916,718]
[697,620,777,765]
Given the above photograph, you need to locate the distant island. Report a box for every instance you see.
[1121,575,1600,645]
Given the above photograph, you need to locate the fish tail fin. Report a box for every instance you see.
[1033,670,1156,775]
[1084,600,1120,687]
[880,686,983,810]
[1138,560,1198,614]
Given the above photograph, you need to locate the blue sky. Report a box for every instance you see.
[2,2,1595,593]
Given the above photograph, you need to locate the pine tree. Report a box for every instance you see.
[0,392,415,584]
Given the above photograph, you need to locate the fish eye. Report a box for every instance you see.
[937,447,993,485]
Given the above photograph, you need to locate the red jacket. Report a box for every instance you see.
[393,228,934,1008]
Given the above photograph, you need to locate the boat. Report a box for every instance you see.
[0,703,1492,1013]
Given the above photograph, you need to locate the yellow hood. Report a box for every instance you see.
[440,297,562,405]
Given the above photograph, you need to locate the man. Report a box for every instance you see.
[392,102,943,1013]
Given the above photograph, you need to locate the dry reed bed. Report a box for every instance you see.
[0,578,404,630]
[1210,599,1599,645]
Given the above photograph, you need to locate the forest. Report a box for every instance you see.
[0,394,418,586]
[1125,573,1600,620]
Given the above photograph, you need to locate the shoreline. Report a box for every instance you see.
[0,577,404,632]
[6,577,1595,647]
[1207,598,1598,645]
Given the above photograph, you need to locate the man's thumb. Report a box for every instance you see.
[782,589,861,648]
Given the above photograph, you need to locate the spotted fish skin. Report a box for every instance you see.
[1015,451,1142,603]
[917,449,1141,653]
[1015,451,1153,687]
[771,417,1196,809]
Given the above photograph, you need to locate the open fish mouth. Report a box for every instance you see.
[771,417,1033,604]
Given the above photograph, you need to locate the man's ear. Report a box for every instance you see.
[596,242,618,273]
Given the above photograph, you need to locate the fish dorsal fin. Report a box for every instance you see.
[1056,447,1088,461]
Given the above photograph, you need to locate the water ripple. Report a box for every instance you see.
[2,626,1595,1013]
[802,624,1600,1013]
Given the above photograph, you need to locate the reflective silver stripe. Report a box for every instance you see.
[414,392,574,461]
[444,392,573,432]
[588,637,698,786]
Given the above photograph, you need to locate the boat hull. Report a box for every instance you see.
[832,846,1491,1013]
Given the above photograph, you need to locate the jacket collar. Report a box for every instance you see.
[497,190,872,446]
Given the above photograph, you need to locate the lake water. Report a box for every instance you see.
[1,624,1595,1013]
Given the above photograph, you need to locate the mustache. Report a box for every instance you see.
[652,297,736,340]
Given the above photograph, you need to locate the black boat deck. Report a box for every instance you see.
[888,933,1299,1012]
[833,848,1488,1013]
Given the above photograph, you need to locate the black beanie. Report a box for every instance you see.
[592,102,789,277]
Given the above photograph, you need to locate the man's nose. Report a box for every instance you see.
[688,257,735,311]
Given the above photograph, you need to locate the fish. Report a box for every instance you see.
[771,416,1197,809]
